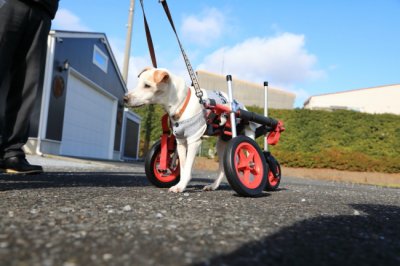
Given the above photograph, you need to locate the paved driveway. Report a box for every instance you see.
[0,155,399,266]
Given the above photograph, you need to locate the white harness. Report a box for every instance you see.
[172,111,206,139]
[171,90,245,142]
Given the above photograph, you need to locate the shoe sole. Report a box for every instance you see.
[5,169,43,175]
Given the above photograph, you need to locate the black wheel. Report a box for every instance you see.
[264,153,281,191]
[144,140,180,188]
[223,136,268,197]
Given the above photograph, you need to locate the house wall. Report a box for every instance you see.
[44,35,126,151]
[304,84,400,115]
[24,31,143,160]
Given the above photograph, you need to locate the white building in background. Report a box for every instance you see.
[303,84,400,115]
[196,70,296,109]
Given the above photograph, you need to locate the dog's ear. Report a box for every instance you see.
[138,66,153,78]
[153,70,170,84]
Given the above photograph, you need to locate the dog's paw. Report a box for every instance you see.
[203,184,218,191]
[169,185,185,193]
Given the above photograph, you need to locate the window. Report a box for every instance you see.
[93,45,108,73]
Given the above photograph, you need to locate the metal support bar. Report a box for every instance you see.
[226,75,237,138]
[264,81,268,151]
[238,109,278,127]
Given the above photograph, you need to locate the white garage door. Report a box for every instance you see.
[60,71,117,159]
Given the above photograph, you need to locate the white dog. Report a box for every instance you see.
[124,67,256,193]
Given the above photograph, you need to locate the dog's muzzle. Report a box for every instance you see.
[123,95,129,103]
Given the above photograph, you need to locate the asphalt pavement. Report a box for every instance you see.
[0,155,399,266]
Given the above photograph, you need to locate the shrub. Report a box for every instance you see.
[130,105,400,173]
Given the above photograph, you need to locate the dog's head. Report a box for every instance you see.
[124,67,172,107]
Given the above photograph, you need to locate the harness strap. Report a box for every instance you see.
[172,88,191,120]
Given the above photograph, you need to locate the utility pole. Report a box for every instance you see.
[122,0,135,84]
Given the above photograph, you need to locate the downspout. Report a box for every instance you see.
[36,32,56,156]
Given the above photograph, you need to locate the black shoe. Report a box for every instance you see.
[4,156,43,174]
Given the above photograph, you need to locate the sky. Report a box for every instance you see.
[53,0,400,107]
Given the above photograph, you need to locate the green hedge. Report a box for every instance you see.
[132,105,400,173]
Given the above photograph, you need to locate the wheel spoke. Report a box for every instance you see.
[247,150,255,163]
[239,149,248,161]
[237,158,249,171]
[237,163,247,171]
[241,169,251,183]
[251,166,259,176]
[237,148,251,170]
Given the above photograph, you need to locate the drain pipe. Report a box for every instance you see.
[36,33,57,156]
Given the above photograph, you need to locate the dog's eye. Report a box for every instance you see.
[144,84,151,88]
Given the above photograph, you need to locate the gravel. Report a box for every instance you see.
[0,155,399,266]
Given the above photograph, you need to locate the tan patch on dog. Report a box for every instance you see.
[154,70,170,84]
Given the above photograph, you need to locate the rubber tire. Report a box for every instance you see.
[223,136,268,197]
[144,140,180,188]
[265,156,281,191]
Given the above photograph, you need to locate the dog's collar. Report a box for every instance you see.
[172,88,191,120]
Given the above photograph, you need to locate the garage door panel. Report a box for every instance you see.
[123,119,139,158]
[60,73,116,159]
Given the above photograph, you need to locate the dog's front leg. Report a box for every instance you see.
[169,140,202,193]
[176,142,187,179]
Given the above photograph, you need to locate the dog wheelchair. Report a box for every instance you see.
[144,75,285,197]
[138,0,285,196]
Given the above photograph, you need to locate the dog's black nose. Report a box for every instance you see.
[123,95,129,103]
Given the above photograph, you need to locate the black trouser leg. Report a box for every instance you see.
[0,0,51,160]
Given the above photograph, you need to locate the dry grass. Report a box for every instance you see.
[193,157,400,188]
